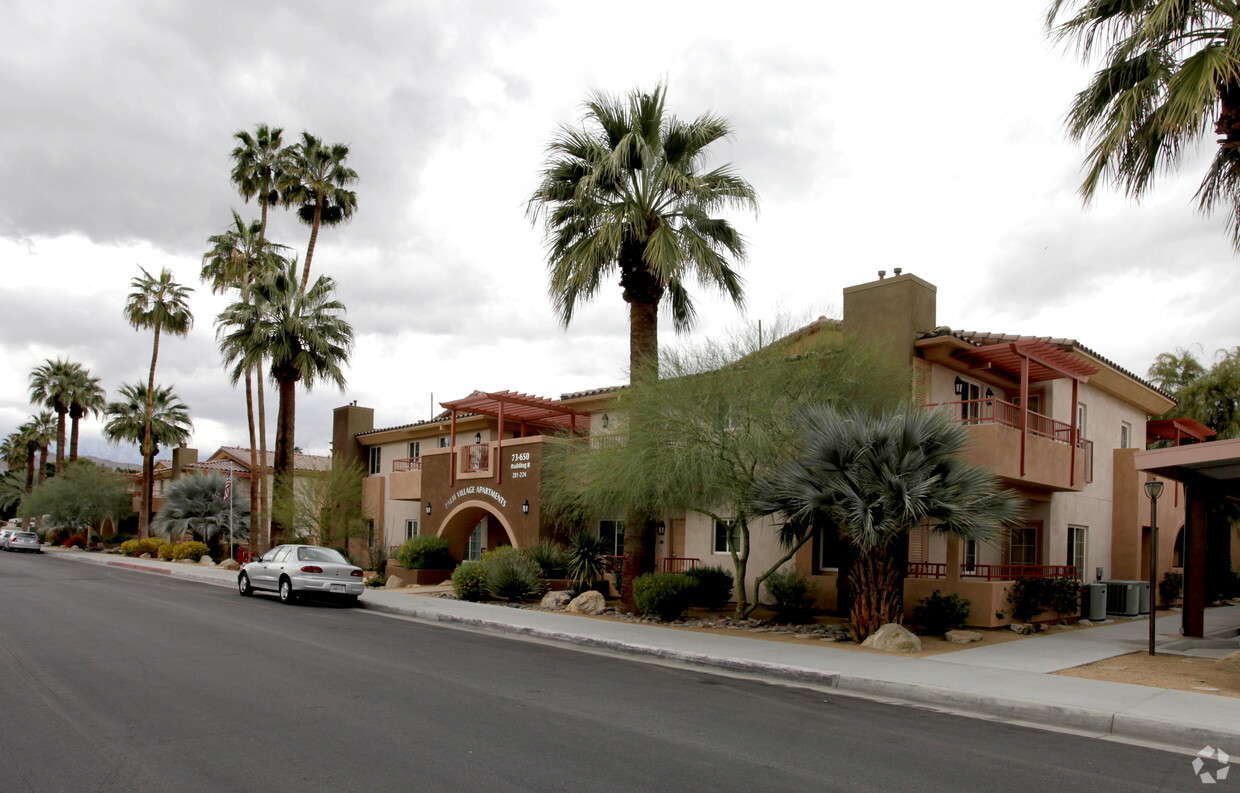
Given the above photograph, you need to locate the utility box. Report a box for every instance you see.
[1083,582,1107,621]
[1103,580,1149,616]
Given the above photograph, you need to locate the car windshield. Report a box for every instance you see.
[15,533,36,539]
[297,547,347,564]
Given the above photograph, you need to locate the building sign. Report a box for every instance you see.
[444,485,508,510]
[509,451,532,479]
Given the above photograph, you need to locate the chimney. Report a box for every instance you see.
[842,271,937,368]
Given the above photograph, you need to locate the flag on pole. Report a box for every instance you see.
[223,470,232,502]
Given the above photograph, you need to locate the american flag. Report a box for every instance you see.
[223,471,232,501]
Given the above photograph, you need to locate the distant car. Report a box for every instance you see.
[237,544,363,606]
[6,532,41,553]
[0,529,14,550]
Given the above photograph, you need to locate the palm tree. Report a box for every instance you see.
[527,83,758,607]
[28,358,82,474]
[230,123,286,238]
[752,405,1023,641]
[124,266,194,537]
[217,259,353,539]
[102,382,193,523]
[1,432,31,494]
[65,366,106,463]
[1047,2,1240,248]
[23,412,56,489]
[152,473,250,557]
[279,132,358,292]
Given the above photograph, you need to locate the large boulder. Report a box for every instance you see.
[540,590,572,609]
[197,556,216,566]
[568,590,606,615]
[860,623,922,653]
[945,630,984,644]
[218,559,240,571]
[1216,651,1240,675]
[1009,622,1037,636]
[384,575,407,590]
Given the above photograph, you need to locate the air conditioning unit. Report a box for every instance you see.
[1103,580,1149,616]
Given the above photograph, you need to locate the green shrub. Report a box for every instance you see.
[633,573,696,621]
[119,539,143,557]
[685,566,734,611]
[1159,571,1183,608]
[764,570,818,619]
[527,539,570,579]
[481,546,542,602]
[172,541,209,561]
[107,532,136,547]
[567,530,610,587]
[1045,577,1082,620]
[1007,576,1080,623]
[912,590,972,634]
[396,535,454,570]
[452,561,486,602]
[140,538,167,557]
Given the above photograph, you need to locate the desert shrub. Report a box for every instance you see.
[365,575,387,588]
[764,570,818,620]
[1159,571,1183,607]
[1045,577,1082,620]
[567,530,610,587]
[452,561,486,602]
[172,541,210,561]
[157,542,175,560]
[396,535,453,570]
[527,539,570,579]
[139,537,167,557]
[364,542,388,573]
[912,590,972,634]
[119,539,143,557]
[107,532,136,547]
[633,573,696,621]
[685,566,734,611]
[64,534,87,549]
[481,546,542,602]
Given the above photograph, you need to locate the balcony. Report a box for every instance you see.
[907,562,1078,581]
[925,398,1091,491]
[392,457,421,472]
[389,458,422,501]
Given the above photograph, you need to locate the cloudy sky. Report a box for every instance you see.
[2,1,1237,465]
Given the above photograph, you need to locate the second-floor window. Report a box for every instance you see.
[1120,422,1131,449]
[408,440,420,460]
[1077,403,1088,438]
[368,446,381,475]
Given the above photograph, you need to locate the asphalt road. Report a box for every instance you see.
[0,551,1218,793]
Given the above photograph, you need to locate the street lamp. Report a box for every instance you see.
[1145,478,1164,656]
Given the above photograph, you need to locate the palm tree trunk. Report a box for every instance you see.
[271,372,297,541]
[847,549,904,641]
[300,198,322,292]
[68,407,83,463]
[38,445,48,486]
[257,361,271,551]
[54,408,67,475]
[141,322,162,539]
[24,450,35,493]
[244,368,259,558]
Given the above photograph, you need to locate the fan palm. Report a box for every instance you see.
[64,366,105,464]
[1,431,32,493]
[1047,2,1240,248]
[152,473,250,554]
[102,382,193,522]
[753,405,1023,640]
[230,123,286,238]
[123,267,194,536]
[528,83,758,607]
[217,259,353,538]
[21,412,56,489]
[28,358,85,474]
[279,132,358,291]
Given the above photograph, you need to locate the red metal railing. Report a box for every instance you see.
[926,399,1073,444]
[392,457,422,472]
[907,562,1077,581]
[601,555,700,573]
[464,444,489,473]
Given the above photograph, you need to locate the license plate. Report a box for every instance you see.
[331,583,345,593]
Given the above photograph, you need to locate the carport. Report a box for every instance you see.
[1133,437,1240,637]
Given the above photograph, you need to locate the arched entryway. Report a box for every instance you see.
[437,500,518,562]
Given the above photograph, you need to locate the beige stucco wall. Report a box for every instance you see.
[679,512,794,606]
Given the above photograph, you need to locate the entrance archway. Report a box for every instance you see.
[437,499,518,561]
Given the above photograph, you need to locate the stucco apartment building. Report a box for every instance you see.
[336,272,1218,627]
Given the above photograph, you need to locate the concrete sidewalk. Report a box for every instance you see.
[47,548,1240,752]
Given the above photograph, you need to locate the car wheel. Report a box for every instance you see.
[279,577,297,604]
[238,573,253,597]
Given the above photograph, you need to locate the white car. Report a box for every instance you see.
[6,532,41,553]
[0,529,14,550]
[237,544,364,606]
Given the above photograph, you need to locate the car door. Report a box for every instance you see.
[251,546,288,590]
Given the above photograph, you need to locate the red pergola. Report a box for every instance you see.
[438,390,588,484]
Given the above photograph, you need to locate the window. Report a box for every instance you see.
[466,523,483,560]
[955,377,982,421]
[599,520,625,556]
[1077,403,1088,438]
[438,437,449,448]
[366,519,375,546]
[408,440,421,460]
[405,519,419,540]
[963,539,978,571]
[1007,526,1039,567]
[713,520,742,554]
[1120,422,1131,449]
[368,446,381,475]
[1067,526,1087,579]
[814,525,842,572]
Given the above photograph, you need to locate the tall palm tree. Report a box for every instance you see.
[28,358,82,474]
[22,412,56,489]
[230,123,286,238]
[102,382,193,522]
[753,405,1024,640]
[124,266,194,537]
[1,432,31,493]
[527,83,758,607]
[217,259,353,539]
[65,366,106,463]
[1047,2,1240,248]
[279,132,358,291]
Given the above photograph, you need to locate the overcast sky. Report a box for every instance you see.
[2,1,1237,465]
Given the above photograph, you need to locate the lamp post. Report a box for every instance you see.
[1145,478,1164,656]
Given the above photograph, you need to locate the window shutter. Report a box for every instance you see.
[912,359,931,405]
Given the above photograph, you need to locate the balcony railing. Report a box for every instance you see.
[392,457,422,472]
[908,562,1078,581]
[464,443,489,473]
[926,398,1073,444]
[602,555,700,573]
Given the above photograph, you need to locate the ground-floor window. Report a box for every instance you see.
[713,519,741,554]
[814,525,842,572]
[1066,525,1087,579]
[405,519,418,540]
[1006,525,1040,567]
[467,523,483,560]
[366,519,375,547]
[598,519,624,556]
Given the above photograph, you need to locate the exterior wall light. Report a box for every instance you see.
[522,500,529,515]
[602,414,610,429]
[657,521,666,536]
[474,432,482,445]
[425,502,432,516]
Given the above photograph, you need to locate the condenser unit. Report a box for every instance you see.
[1103,580,1149,617]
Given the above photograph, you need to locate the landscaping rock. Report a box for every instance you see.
[218,559,240,571]
[1216,651,1240,675]
[540,590,572,609]
[945,630,984,644]
[1010,623,1036,635]
[1077,619,1093,627]
[860,623,922,653]
[385,575,407,590]
[138,553,151,559]
[568,590,606,615]
[198,556,216,566]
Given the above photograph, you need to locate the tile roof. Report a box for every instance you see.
[215,446,332,472]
